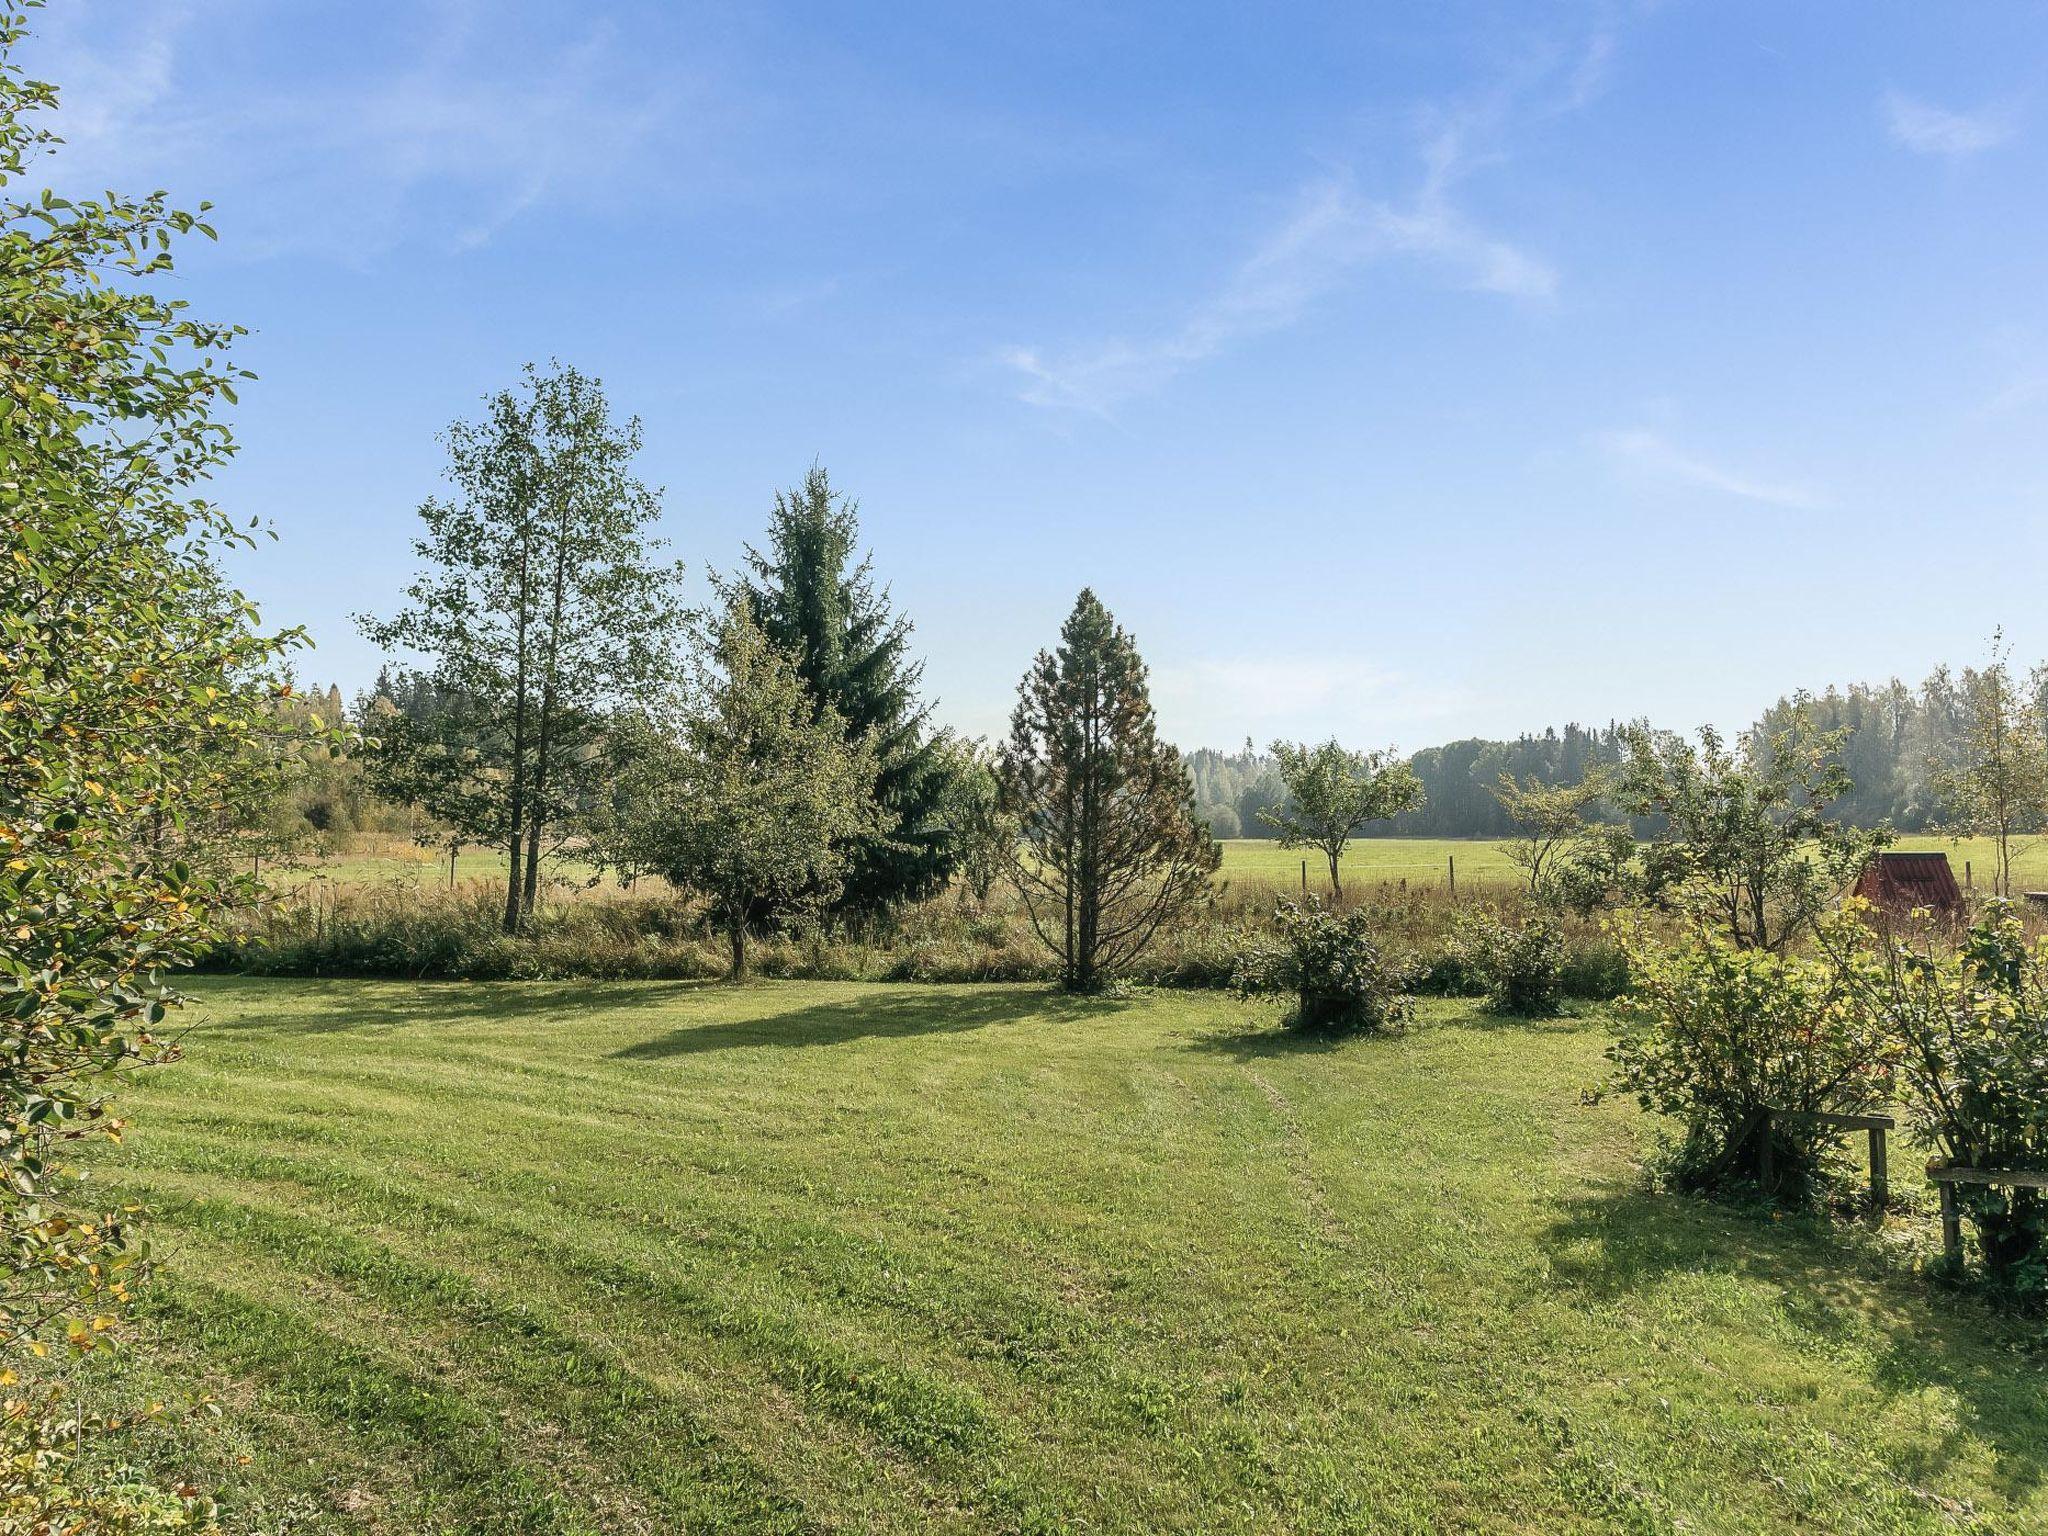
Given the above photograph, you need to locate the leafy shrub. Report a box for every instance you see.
[1859,903,2048,1300]
[1413,947,1485,996]
[0,1393,219,1532]
[1456,912,1570,1017]
[1609,913,1898,1202]
[1543,829,1637,918]
[1233,898,1417,1035]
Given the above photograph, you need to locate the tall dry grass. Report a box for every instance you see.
[205,873,1634,998]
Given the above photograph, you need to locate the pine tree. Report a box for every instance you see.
[999,590,1218,991]
[720,465,952,915]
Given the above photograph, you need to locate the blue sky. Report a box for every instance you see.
[26,0,2048,747]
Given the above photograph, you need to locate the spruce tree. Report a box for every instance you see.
[721,466,952,914]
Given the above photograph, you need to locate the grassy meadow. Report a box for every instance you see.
[78,977,2048,1534]
[278,833,2048,901]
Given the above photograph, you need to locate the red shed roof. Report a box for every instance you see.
[1853,852,1963,914]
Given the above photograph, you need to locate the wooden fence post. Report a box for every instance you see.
[1300,860,1307,894]
[1868,1125,1888,1209]
[1938,1177,1962,1266]
[1448,854,1456,898]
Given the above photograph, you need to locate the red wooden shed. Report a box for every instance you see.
[1852,851,1964,917]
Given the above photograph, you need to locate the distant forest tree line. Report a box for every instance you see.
[1184,660,2048,840]
[280,661,2048,849]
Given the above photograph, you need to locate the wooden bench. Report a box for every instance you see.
[1925,1163,2048,1264]
[1757,1108,1894,1208]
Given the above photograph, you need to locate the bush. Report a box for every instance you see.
[1861,903,2048,1300]
[1609,914,1898,1203]
[1558,934,1631,1001]
[1233,897,1417,1036]
[1456,911,1570,1017]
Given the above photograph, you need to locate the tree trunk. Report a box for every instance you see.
[1073,682,1100,990]
[524,505,571,923]
[503,542,533,934]
[728,919,748,981]
[522,800,544,917]
[1328,848,1343,897]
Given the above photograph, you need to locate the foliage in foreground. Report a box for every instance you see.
[1846,904,2048,1301]
[2,0,287,1519]
[1609,913,1900,1202]
[1232,897,1416,1035]
[1615,893,2048,1299]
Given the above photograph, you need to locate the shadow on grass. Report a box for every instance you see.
[1181,1023,1359,1062]
[1184,997,1608,1060]
[1540,1181,2048,1504]
[613,986,1133,1059]
[188,976,757,1034]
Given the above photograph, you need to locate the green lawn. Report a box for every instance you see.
[81,978,2048,1533]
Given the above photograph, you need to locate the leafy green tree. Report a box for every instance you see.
[999,591,1218,992]
[1618,708,1887,952]
[0,2,312,1518]
[613,602,883,979]
[1260,739,1424,896]
[1932,632,2048,898]
[720,466,952,915]
[934,738,1016,904]
[361,364,685,931]
[1491,767,1614,903]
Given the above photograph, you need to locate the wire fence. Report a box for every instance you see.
[1214,853,1523,899]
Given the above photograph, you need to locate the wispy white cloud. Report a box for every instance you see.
[1883,92,2013,159]
[1003,172,1556,416]
[24,0,687,260]
[1593,428,1830,511]
[1001,18,1619,416]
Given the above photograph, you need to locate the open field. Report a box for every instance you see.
[263,838,613,892]
[275,833,2048,901]
[80,978,2048,1534]
[1216,835,2034,896]
[1216,838,1525,891]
